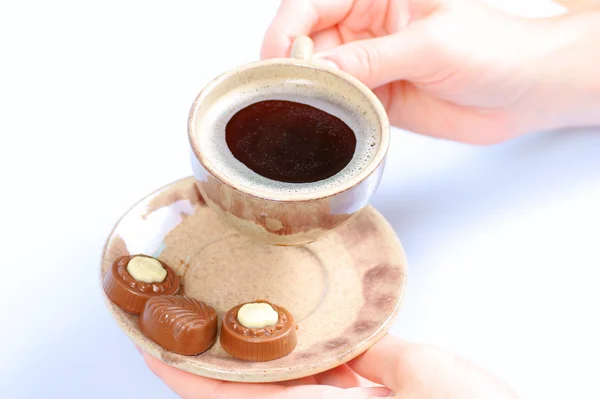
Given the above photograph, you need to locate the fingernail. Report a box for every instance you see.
[313,54,339,70]
[369,389,396,398]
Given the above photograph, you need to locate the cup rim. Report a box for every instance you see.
[187,58,390,202]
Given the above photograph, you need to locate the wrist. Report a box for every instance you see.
[523,10,600,132]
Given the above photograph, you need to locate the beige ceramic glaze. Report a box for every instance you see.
[188,36,390,245]
[101,177,407,383]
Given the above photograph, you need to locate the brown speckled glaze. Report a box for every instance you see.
[100,177,407,382]
[187,36,390,245]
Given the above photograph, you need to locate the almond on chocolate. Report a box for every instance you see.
[220,301,297,362]
[103,255,180,315]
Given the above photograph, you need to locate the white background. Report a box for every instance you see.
[1,1,599,398]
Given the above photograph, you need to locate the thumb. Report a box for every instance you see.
[315,31,426,89]
[348,335,520,398]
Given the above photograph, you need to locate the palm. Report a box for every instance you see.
[141,334,519,398]
[318,1,530,143]
[142,353,391,399]
[262,0,539,143]
[309,0,400,50]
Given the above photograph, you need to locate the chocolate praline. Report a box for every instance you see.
[140,295,218,355]
[102,255,180,315]
[220,301,297,362]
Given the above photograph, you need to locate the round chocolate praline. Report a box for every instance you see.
[102,255,180,315]
[220,301,297,362]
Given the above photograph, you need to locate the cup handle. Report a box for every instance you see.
[290,36,314,60]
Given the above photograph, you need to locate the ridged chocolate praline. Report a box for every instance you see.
[139,295,218,356]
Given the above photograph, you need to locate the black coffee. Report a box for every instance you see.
[225,100,357,184]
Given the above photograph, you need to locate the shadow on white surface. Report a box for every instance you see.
[1,269,178,399]
[378,127,600,256]
[6,0,597,397]
[1,128,598,399]
[378,127,600,398]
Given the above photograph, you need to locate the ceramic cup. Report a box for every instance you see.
[187,36,390,246]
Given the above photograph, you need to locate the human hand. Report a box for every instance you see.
[142,335,519,398]
[261,0,600,144]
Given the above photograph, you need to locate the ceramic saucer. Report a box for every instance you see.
[100,176,407,382]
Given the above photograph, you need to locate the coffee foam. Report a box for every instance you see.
[195,78,381,196]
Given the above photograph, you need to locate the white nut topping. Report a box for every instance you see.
[237,303,279,329]
[126,256,167,283]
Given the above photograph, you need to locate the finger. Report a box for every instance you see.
[144,353,390,399]
[348,335,520,397]
[372,85,392,112]
[311,28,343,54]
[386,83,519,144]
[315,27,430,89]
[313,364,361,388]
[347,335,435,391]
[144,351,357,390]
[143,353,223,398]
[260,0,353,59]
[285,364,360,388]
[231,385,393,399]
[263,365,360,389]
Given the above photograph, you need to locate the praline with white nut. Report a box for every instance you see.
[220,300,297,362]
[103,255,180,315]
